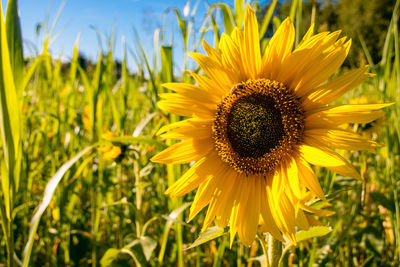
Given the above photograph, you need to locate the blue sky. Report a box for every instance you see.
[0,0,267,72]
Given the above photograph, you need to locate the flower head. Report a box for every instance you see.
[152,6,390,246]
[98,131,122,161]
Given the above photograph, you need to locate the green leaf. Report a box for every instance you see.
[5,0,24,94]
[21,55,42,92]
[289,0,298,21]
[158,202,191,263]
[0,160,10,219]
[69,33,81,87]
[295,226,332,243]
[160,46,173,83]
[139,236,157,261]
[209,12,220,47]
[100,247,142,267]
[210,3,235,35]
[22,146,93,267]
[174,8,187,49]
[100,248,121,267]
[186,226,225,250]
[234,0,245,27]
[0,0,21,215]
[133,112,157,137]
[259,0,278,41]
[272,17,281,31]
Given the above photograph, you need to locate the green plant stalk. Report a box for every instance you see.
[257,234,269,267]
[268,236,282,267]
[175,210,184,267]
[7,213,14,267]
[90,170,97,267]
[295,0,302,46]
[117,164,124,248]
[236,243,243,267]
[213,234,227,267]
[168,165,184,267]
[278,244,293,267]
[310,0,317,28]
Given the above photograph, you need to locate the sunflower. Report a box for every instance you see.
[151,5,390,246]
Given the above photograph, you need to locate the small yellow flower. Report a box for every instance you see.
[152,5,389,246]
[98,131,122,161]
[82,105,92,132]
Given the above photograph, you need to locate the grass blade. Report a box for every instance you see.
[22,146,93,267]
[5,0,24,94]
[259,0,278,40]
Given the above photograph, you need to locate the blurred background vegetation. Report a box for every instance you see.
[0,0,399,266]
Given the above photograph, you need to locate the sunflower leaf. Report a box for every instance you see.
[186,226,225,250]
[296,226,332,243]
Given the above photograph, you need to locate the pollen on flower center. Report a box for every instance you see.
[227,94,285,158]
[213,79,305,175]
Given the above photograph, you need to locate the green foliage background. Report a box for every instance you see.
[0,0,399,266]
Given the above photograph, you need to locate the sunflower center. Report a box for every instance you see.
[227,94,285,158]
[213,79,305,175]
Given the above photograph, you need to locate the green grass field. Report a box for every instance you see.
[0,0,399,266]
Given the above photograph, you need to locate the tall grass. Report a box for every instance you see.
[0,0,399,266]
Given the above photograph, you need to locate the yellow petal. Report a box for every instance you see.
[229,175,245,247]
[305,103,392,128]
[260,178,285,242]
[157,118,212,136]
[157,93,216,119]
[297,23,315,47]
[295,39,351,97]
[295,209,310,230]
[165,152,222,197]
[230,27,244,50]
[286,157,302,200]
[184,70,226,98]
[236,176,257,246]
[243,5,261,78]
[300,202,336,217]
[201,167,240,231]
[101,146,121,160]
[276,193,297,244]
[151,138,214,164]
[304,128,382,151]
[303,66,373,109]
[162,82,220,104]
[261,17,295,79]
[296,157,326,200]
[214,169,240,228]
[277,31,341,88]
[202,39,222,62]
[202,178,226,231]
[188,163,231,221]
[188,52,232,91]
[161,119,212,140]
[157,119,191,136]
[219,33,246,82]
[300,141,361,180]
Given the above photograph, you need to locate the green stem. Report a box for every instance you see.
[8,220,14,267]
[278,245,293,267]
[257,234,269,267]
[90,170,97,267]
[268,236,282,267]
